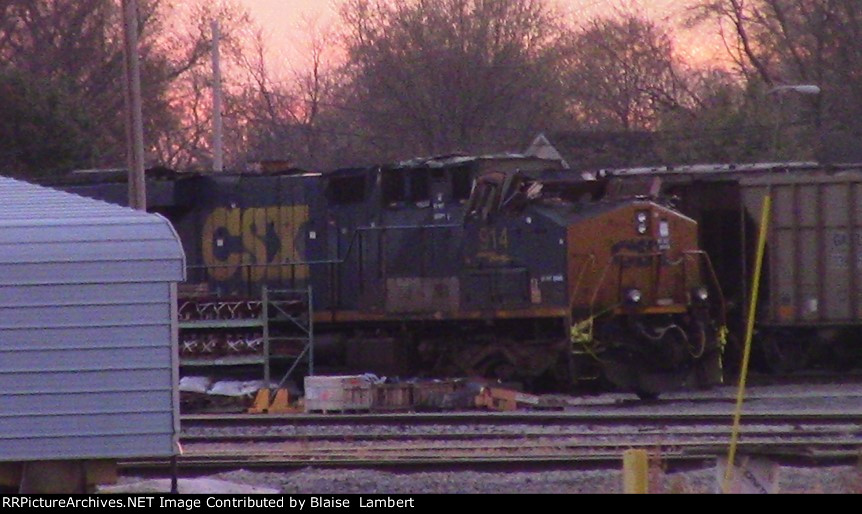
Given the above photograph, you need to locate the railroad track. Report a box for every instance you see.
[122,410,862,472]
[180,410,862,428]
[747,371,862,387]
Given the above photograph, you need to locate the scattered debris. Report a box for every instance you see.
[474,387,541,411]
[370,383,414,411]
[180,377,269,413]
[301,375,553,413]
[178,376,212,394]
[181,373,570,414]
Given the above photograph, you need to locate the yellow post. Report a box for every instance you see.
[723,194,771,493]
[623,449,649,494]
[248,388,294,414]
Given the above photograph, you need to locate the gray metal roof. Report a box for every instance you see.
[0,175,157,222]
[0,176,185,280]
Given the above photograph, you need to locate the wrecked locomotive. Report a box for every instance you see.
[54,155,726,397]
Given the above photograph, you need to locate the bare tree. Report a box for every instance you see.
[655,68,774,163]
[147,0,255,170]
[336,0,570,159]
[0,0,257,174]
[293,18,339,166]
[235,18,345,170]
[690,0,862,160]
[564,14,691,132]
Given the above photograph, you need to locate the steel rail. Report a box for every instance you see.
[180,427,862,444]
[179,437,861,453]
[133,410,862,472]
[182,411,862,427]
[125,438,862,471]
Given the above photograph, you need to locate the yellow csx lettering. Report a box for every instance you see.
[202,206,309,282]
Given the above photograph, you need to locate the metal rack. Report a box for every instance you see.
[263,285,314,388]
[177,286,314,386]
[177,296,269,380]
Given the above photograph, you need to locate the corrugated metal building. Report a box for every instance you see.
[0,176,185,462]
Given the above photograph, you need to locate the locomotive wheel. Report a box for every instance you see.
[466,352,517,382]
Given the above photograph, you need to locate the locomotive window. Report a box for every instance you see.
[466,181,501,221]
[452,167,473,201]
[327,175,366,205]
[409,169,431,204]
[382,170,406,205]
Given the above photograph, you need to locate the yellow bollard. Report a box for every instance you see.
[623,449,649,494]
[248,388,294,414]
[724,194,772,493]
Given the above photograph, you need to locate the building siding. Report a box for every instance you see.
[0,177,184,461]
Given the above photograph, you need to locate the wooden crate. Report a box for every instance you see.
[412,379,463,410]
[304,375,373,413]
[370,383,414,411]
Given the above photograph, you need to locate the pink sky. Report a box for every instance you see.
[238,0,723,72]
[237,0,336,75]
[239,0,335,30]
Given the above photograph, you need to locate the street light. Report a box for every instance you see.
[767,84,821,96]
[767,84,821,161]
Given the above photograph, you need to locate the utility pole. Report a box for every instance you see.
[122,0,147,210]
[211,19,224,172]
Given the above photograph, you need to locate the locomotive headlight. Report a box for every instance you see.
[692,286,709,303]
[625,288,643,305]
[635,211,649,234]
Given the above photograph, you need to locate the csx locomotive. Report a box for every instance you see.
[53,155,726,397]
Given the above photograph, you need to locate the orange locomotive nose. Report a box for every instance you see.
[566,200,725,397]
